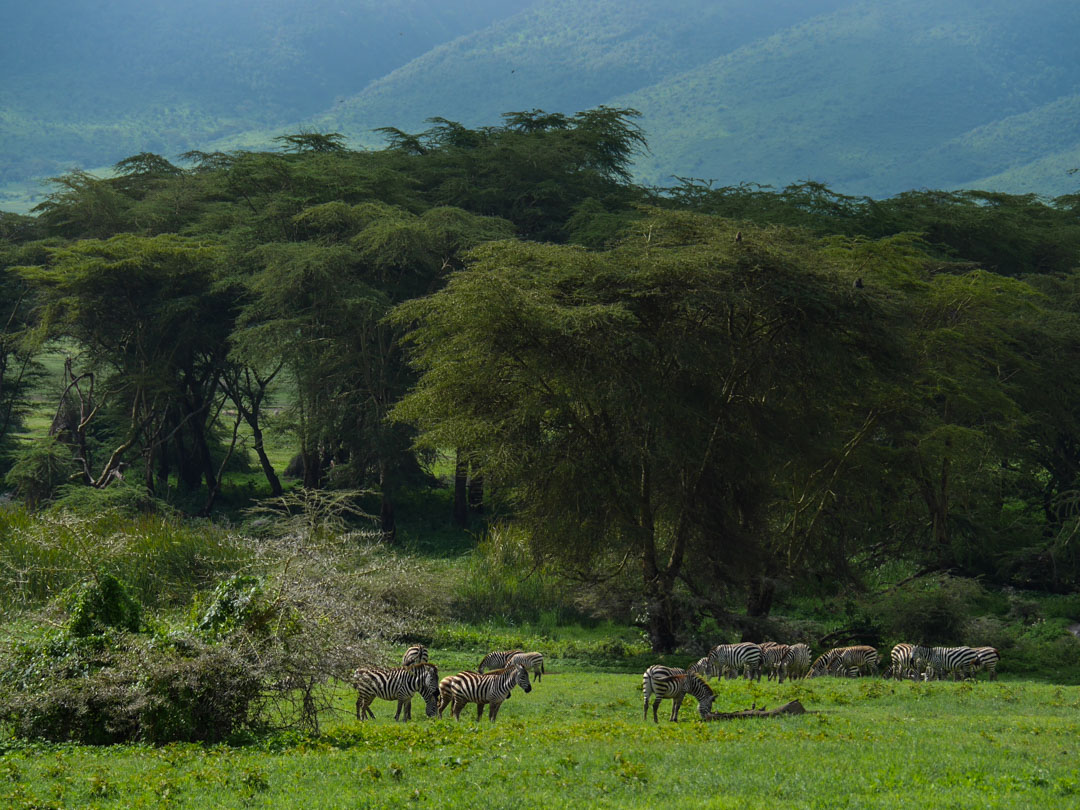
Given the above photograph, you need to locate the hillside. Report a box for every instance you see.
[0,0,536,197]
[318,0,849,142]
[618,0,1080,195]
[3,0,1080,210]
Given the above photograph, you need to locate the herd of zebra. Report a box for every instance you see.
[352,641,1001,725]
[643,641,1001,722]
[352,646,544,723]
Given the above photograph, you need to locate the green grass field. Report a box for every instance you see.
[2,661,1078,809]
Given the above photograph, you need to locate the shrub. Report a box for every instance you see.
[866,575,984,644]
[0,633,260,744]
[66,573,142,637]
[196,575,270,637]
[3,437,71,508]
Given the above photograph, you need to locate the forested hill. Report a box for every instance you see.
[4,0,1080,210]
[321,0,1080,197]
[0,0,536,203]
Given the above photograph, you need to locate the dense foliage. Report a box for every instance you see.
[2,108,1080,655]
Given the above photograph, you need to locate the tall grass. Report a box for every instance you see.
[0,506,250,609]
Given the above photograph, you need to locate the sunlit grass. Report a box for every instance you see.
[2,672,1077,809]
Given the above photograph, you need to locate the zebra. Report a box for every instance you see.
[782,643,812,680]
[913,645,978,681]
[478,649,524,673]
[707,643,763,681]
[687,656,711,677]
[441,664,532,722]
[760,642,791,682]
[507,651,545,682]
[642,665,716,722]
[402,644,428,667]
[353,662,440,721]
[970,646,1000,680]
[886,643,915,680]
[810,646,879,677]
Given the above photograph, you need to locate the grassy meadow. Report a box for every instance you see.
[2,664,1078,809]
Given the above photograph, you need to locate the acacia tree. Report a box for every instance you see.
[392,211,896,651]
[17,234,236,496]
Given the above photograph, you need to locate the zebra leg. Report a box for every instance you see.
[451,698,466,721]
[476,702,485,722]
[489,701,502,722]
[670,694,684,722]
[652,697,662,724]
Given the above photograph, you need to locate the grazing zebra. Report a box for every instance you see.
[442,665,532,722]
[687,656,711,677]
[478,649,524,673]
[760,642,791,682]
[707,643,763,681]
[402,644,429,667]
[507,651,545,682]
[782,643,812,680]
[971,646,1000,680]
[354,662,440,721]
[913,645,979,681]
[642,665,716,723]
[810,646,880,678]
[886,643,915,680]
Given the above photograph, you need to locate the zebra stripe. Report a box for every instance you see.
[402,644,429,667]
[442,665,533,722]
[887,643,915,680]
[913,645,978,681]
[760,643,791,682]
[507,651,545,682]
[810,646,879,677]
[971,646,1000,680]
[478,649,524,673]
[354,662,440,721]
[642,665,716,722]
[782,643,812,680]
[686,656,711,676]
[707,643,763,681]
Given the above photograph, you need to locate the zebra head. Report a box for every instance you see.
[513,663,532,694]
[415,663,440,717]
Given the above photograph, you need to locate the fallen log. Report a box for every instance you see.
[702,700,807,721]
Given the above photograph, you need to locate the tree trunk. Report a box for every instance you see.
[380,461,397,543]
[300,447,321,488]
[250,421,283,497]
[644,575,679,653]
[453,449,469,527]
[468,466,484,514]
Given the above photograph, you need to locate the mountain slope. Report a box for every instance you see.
[318,0,853,141]
[618,0,1080,195]
[0,0,536,188]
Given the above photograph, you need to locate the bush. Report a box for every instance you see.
[866,575,984,644]
[452,524,583,626]
[0,632,260,744]
[3,437,71,508]
[66,573,142,637]
[195,575,270,637]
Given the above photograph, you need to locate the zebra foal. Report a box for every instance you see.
[402,644,429,667]
[642,665,716,722]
